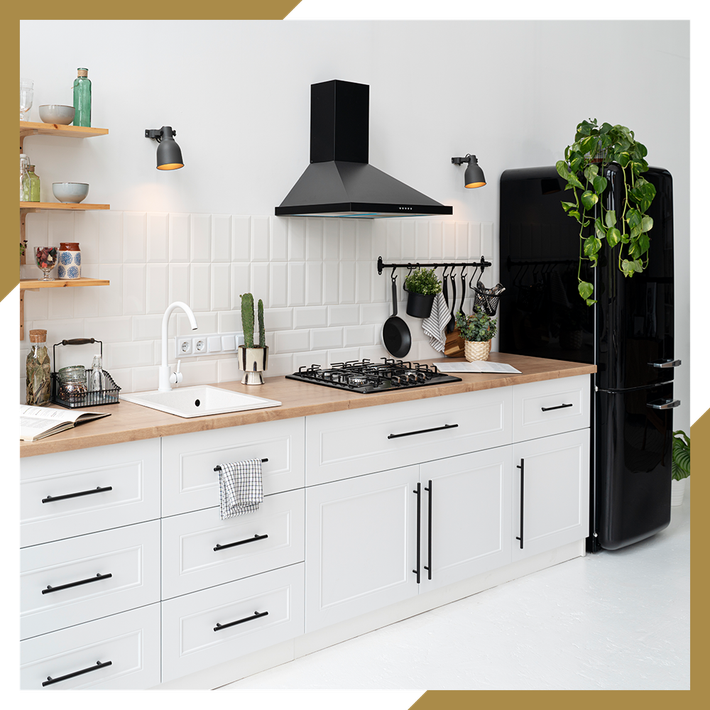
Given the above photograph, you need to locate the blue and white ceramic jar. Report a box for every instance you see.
[57,242,81,280]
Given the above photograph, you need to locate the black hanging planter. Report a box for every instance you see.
[405,290,435,319]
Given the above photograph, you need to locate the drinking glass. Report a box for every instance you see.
[35,246,57,281]
[20,78,34,121]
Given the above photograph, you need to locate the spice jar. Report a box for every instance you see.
[57,365,88,404]
[26,329,51,406]
[58,242,81,280]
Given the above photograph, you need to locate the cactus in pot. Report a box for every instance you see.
[238,293,268,384]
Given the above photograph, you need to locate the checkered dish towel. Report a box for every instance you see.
[218,458,264,519]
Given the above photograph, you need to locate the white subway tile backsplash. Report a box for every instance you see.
[211,214,232,262]
[124,212,148,263]
[21,208,484,394]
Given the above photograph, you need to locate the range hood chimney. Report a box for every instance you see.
[275,80,453,219]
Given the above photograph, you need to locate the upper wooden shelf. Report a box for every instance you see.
[20,201,110,212]
[20,277,110,291]
[20,121,109,139]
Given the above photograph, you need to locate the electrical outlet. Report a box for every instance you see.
[174,332,243,358]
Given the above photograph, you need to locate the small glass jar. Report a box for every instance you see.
[58,242,81,280]
[20,153,31,201]
[26,329,52,406]
[57,365,88,404]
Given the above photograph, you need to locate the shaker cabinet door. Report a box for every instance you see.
[511,429,590,562]
[305,465,420,633]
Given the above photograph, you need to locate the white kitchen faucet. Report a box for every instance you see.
[159,301,198,392]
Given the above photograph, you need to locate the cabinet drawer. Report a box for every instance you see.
[162,489,304,599]
[161,563,304,682]
[305,388,513,485]
[21,520,160,640]
[162,417,305,516]
[20,604,160,690]
[513,375,591,442]
[21,440,161,548]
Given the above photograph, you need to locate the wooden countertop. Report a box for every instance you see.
[20,353,595,458]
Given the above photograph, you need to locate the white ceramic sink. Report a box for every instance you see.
[120,386,281,418]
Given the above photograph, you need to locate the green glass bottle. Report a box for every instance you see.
[73,68,92,127]
[27,164,40,202]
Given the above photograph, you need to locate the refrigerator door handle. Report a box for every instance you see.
[647,399,681,410]
[648,359,682,369]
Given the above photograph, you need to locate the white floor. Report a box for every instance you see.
[221,492,690,691]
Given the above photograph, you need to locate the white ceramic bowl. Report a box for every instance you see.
[52,182,89,203]
[38,105,76,125]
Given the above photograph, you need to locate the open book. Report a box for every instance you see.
[20,405,111,442]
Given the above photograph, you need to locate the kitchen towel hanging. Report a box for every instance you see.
[216,458,264,519]
[422,292,450,352]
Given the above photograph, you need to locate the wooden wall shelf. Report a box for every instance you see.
[19,120,110,339]
[21,202,110,212]
[20,277,110,291]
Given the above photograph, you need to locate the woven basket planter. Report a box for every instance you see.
[464,340,491,362]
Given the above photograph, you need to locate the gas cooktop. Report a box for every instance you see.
[286,358,462,394]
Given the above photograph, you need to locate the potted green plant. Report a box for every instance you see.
[671,430,690,507]
[404,267,442,318]
[455,308,497,361]
[556,119,657,305]
[238,293,268,385]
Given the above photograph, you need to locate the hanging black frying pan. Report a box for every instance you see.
[383,273,411,358]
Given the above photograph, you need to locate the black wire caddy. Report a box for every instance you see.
[51,338,121,409]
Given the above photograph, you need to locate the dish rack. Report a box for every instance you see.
[51,338,121,408]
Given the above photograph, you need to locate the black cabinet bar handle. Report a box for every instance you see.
[42,572,113,595]
[389,423,458,440]
[424,480,432,581]
[541,403,573,412]
[214,534,269,552]
[42,486,113,504]
[413,482,421,584]
[648,359,681,369]
[647,399,681,410]
[515,460,525,549]
[42,660,112,687]
[214,610,268,632]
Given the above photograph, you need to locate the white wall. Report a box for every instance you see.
[19,20,690,431]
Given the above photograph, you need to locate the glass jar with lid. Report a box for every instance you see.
[26,329,51,405]
[57,364,88,404]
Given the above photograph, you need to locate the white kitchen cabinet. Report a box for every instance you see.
[419,447,513,591]
[305,465,420,632]
[161,417,305,516]
[511,428,590,562]
[21,438,160,548]
[162,488,305,599]
[305,387,512,486]
[20,603,160,690]
[21,519,160,640]
[19,372,592,689]
[161,563,304,682]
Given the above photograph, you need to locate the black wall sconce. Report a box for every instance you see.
[145,126,184,170]
[451,154,486,188]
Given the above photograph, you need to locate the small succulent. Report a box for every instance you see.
[455,308,497,342]
[240,293,266,348]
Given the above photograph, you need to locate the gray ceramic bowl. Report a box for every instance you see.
[39,105,75,125]
[52,182,89,203]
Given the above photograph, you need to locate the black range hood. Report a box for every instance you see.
[275,80,453,219]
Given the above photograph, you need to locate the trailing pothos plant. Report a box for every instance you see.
[556,119,657,305]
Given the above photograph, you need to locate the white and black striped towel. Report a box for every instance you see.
[422,292,450,353]
[218,458,264,519]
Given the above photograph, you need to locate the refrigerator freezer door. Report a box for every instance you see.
[595,384,674,550]
[595,166,675,391]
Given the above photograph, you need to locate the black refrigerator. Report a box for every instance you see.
[499,165,680,551]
